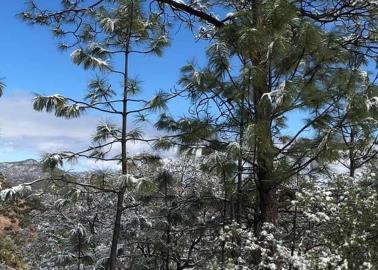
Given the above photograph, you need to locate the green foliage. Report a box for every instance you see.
[92,121,119,143]
[15,0,378,269]
[136,178,157,201]
[0,236,26,269]
[207,42,230,78]
[40,153,64,170]
[153,138,173,150]
[0,185,31,201]
[71,48,110,71]
[127,127,144,142]
[33,95,85,119]
[127,79,142,96]
[0,79,5,97]
[147,90,169,112]
[33,94,66,113]
[85,77,115,103]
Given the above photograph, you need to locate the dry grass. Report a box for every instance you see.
[0,213,20,234]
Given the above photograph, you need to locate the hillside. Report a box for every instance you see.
[0,159,47,186]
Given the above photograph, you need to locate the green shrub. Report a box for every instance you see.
[0,236,26,269]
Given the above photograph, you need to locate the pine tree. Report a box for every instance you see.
[155,0,378,230]
[326,54,378,177]
[15,0,378,269]
[154,0,323,226]
[126,157,221,269]
[21,1,175,268]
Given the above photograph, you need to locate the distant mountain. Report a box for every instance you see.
[0,159,47,186]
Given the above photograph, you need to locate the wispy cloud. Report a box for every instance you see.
[0,91,173,170]
[0,91,97,155]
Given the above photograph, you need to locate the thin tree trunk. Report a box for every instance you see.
[165,177,171,270]
[109,190,126,269]
[289,175,299,270]
[78,234,81,270]
[221,170,226,270]
[236,97,244,224]
[108,14,132,267]
[253,187,260,235]
[349,127,356,177]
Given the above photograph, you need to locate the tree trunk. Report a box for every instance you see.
[349,127,356,177]
[108,26,131,269]
[258,186,278,225]
[221,171,226,270]
[78,234,81,270]
[164,178,171,270]
[236,97,245,224]
[248,0,278,227]
[109,190,125,269]
[254,73,278,225]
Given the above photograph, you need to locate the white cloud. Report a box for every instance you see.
[0,91,97,154]
[0,91,175,170]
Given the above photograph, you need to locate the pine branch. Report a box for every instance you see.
[157,0,224,27]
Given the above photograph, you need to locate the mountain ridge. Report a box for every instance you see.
[0,159,47,186]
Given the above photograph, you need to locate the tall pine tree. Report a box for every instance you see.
[21,0,174,268]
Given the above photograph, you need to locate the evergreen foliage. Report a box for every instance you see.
[0,0,377,269]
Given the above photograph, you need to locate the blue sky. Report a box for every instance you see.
[0,1,210,168]
[0,2,210,101]
[0,1,310,171]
